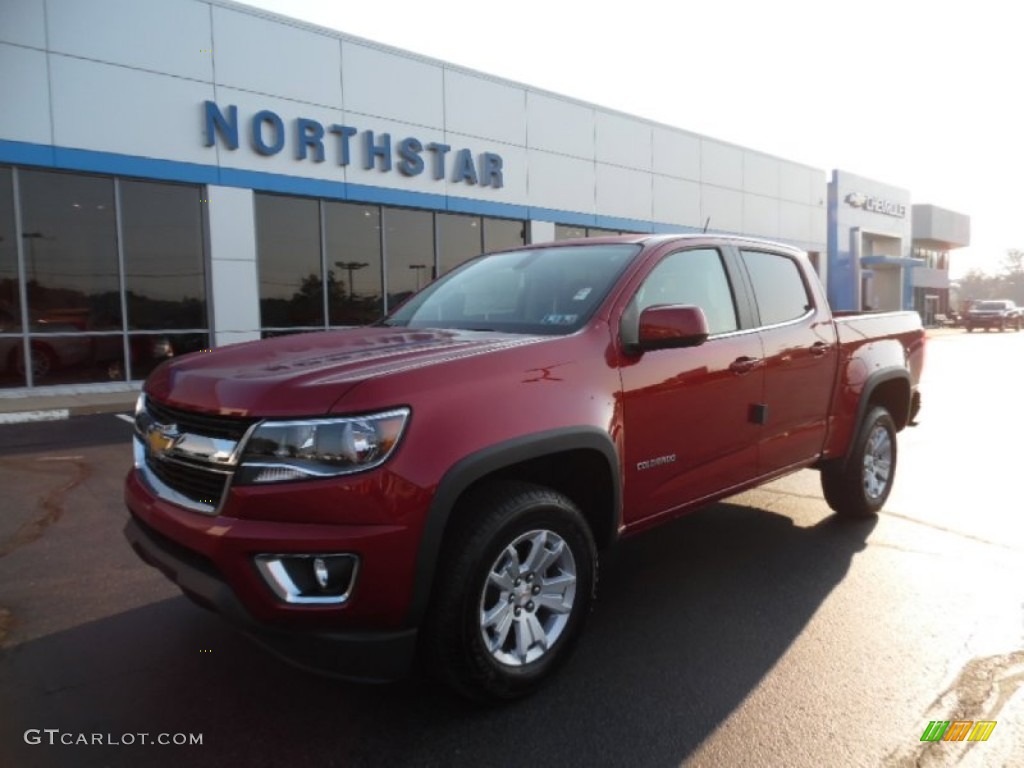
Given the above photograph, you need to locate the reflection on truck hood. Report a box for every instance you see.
[144,328,544,417]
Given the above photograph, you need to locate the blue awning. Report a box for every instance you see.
[860,255,926,268]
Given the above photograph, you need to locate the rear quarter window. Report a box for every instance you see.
[740,249,812,327]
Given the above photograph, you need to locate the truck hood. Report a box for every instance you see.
[145,327,546,417]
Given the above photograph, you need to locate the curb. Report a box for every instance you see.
[0,398,138,425]
[0,409,71,425]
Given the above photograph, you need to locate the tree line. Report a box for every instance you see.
[954,250,1024,308]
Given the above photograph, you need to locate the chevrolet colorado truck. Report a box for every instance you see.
[124,234,924,701]
[964,299,1023,332]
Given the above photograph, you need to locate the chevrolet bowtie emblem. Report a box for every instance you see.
[146,422,181,456]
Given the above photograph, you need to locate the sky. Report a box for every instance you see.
[235,0,1021,278]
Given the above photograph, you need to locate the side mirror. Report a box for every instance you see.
[636,305,709,351]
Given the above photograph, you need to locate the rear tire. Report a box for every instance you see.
[821,406,897,517]
[423,481,597,702]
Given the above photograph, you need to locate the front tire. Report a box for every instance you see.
[821,406,897,517]
[11,343,57,380]
[423,481,597,702]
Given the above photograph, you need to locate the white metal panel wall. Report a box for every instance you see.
[343,42,443,128]
[595,112,652,172]
[780,200,812,243]
[701,185,743,233]
[527,151,595,213]
[653,127,700,181]
[653,176,700,228]
[0,0,46,48]
[0,0,832,264]
[780,163,813,204]
[808,172,824,207]
[49,56,216,162]
[206,185,260,345]
[213,6,342,107]
[0,44,51,145]
[343,114,453,196]
[912,204,970,247]
[810,205,827,244]
[742,193,780,239]
[743,152,779,198]
[596,164,651,221]
[526,93,594,160]
[529,220,556,243]
[444,71,526,146]
[47,0,213,82]
[700,140,743,190]
[445,133,528,207]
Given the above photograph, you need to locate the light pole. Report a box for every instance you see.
[408,263,428,290]
[334,261,369,299]
[21,231,52,279]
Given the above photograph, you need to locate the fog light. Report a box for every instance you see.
[254,553,359,605]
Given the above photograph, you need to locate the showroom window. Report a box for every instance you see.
[437,213,482,276]
[0,167,209,389]
[483,218,526,253]
[325,202,384,326]
[438,214,528,275]
[0,166,23,387]
[555,224,638,240]
[254,192,525,333]
[120,179,209,379]
[256,194,323,331]
[385,207,435,311]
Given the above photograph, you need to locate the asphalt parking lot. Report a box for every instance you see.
[2,329,1023,767]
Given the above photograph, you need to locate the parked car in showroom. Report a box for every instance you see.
[0,305,93,381]
[964,299,1023,332]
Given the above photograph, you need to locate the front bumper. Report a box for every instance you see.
[124,515,417,682]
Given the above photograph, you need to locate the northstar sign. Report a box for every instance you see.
[202,101,505,189]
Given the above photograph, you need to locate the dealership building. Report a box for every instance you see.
[828,170,970,321]
[0,0,967,391]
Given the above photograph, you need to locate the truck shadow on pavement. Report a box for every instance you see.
[1,503,876,768]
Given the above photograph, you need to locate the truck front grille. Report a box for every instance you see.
[136,395,255,515]
[145,399,255,441]
[145,456,230,507]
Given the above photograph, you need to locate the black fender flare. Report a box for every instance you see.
[404,427,621,627]
[840,368,912,470]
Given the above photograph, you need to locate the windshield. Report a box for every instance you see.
[383,243,640,335]
[975,301,1009,310]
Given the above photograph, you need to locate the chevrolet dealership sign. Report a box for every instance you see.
[844,192,906,218]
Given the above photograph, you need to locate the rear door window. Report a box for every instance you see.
[740,249,812,327]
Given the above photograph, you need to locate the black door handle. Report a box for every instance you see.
[729,356,763,374]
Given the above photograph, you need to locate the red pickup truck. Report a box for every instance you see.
[124,234,924,701]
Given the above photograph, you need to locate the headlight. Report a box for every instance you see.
[236,408,410,484]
